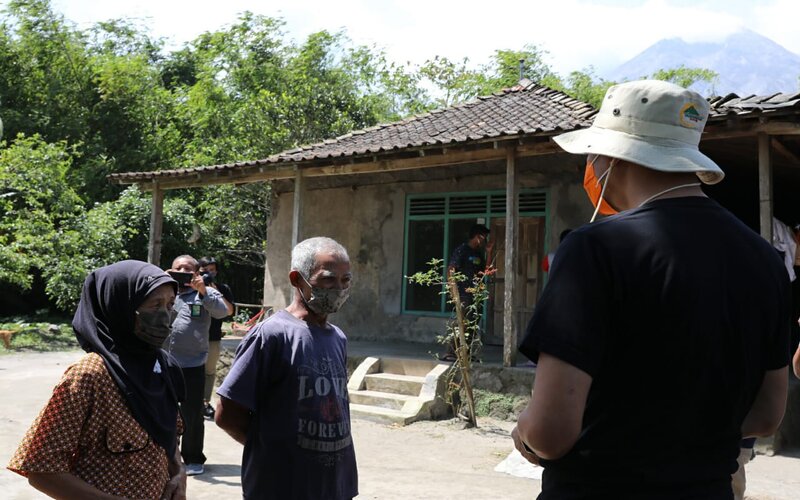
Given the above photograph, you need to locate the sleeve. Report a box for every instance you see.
[216,328,275,412]
[518,230,612,378]
[220,284,235,319]
[220,283,235,304]
[202,287,230,319]
[7,361,96,476]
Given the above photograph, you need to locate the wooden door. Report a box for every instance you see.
[484,217,545,346]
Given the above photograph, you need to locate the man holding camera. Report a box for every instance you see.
[167,255,230,476]
[198,256,235,420]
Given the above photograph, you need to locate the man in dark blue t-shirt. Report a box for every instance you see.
[512,80,790,500]
[215,237,357,500]
[438,224,490,361]
[448,224,490,303]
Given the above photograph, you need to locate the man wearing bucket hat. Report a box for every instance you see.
[512,80,790,499]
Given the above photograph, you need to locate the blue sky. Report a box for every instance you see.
[14,0,800,77]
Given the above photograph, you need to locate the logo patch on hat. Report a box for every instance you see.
[679,103,704,128]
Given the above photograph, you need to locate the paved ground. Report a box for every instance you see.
[2,351,799,499]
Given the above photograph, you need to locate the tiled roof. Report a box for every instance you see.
[108,82,596,182]
[275,82,596,161]
[707,92,800,119]
[108,86,800,184]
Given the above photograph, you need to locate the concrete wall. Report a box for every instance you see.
[263,154,591,342]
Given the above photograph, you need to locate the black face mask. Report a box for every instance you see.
[134,309,173,348]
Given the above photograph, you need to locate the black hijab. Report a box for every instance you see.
[72,260,184,458]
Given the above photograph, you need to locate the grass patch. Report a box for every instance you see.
[473,389,529,421]
[0,315,78,353]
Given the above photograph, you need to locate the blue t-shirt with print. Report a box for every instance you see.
[217,310,357,500]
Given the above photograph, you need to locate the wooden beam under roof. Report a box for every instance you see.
[771,137,800,166]
[116,139,561,192]
[702,120,800,141]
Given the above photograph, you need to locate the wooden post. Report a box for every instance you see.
[262,189,273,307]
[147,184,164,266]
[503,148,519,367]
[758,133,773,243]
[291,169,304,247]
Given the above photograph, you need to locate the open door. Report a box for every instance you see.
[484,217,545,346]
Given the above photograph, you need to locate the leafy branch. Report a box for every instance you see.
[406,258,496,427]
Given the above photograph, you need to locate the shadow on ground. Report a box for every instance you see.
[191,463,242,487]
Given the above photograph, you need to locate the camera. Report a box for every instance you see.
[167,271,193,286]
[201,272,214,285]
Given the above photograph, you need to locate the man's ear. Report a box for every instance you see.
[288,270,301,287]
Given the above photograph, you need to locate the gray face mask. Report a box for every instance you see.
[300,275,351,315]
[134,308,173,348]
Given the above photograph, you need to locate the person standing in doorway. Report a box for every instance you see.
[197,256,234,420]
[439,224,491,362]
[215,237,357,500]
[167,255,230,476]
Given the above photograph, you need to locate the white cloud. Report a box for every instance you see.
[275,0,749,75]
[42,0,798,78]
[752,0,800,54]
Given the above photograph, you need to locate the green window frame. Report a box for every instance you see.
[401,189,549,316]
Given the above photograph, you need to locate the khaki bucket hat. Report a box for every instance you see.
[554,79,724,184]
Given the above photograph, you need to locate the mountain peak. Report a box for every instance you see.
[607,30,800,96]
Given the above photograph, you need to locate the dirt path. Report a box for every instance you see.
[2,351,799,499]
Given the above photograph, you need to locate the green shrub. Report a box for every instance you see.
[473,389,529,421]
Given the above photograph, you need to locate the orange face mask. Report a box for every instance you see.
[584,156,618,221]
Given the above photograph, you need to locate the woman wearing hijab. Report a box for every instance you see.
[8,260,187,500]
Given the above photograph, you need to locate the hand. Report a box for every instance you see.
[161,469,186,500]
[511,426,540,466]
[190,273,207,297]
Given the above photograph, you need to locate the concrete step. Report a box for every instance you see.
[364,373,425,396]
[349,403,415,425]
[380,357,440,377]
[349,390,415,410]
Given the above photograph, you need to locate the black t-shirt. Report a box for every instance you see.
[519,197,791,499]
[449,242,485,299]
[208,283,234,341]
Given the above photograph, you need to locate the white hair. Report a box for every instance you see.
[291,237,350,278]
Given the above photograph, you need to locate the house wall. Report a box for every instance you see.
[262,154,591,342]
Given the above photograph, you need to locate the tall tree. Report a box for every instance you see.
[0,135,83,290]
[0,0,94,145]
[416,45,556,109]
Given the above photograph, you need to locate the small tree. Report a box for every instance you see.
[406,258,495,427]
